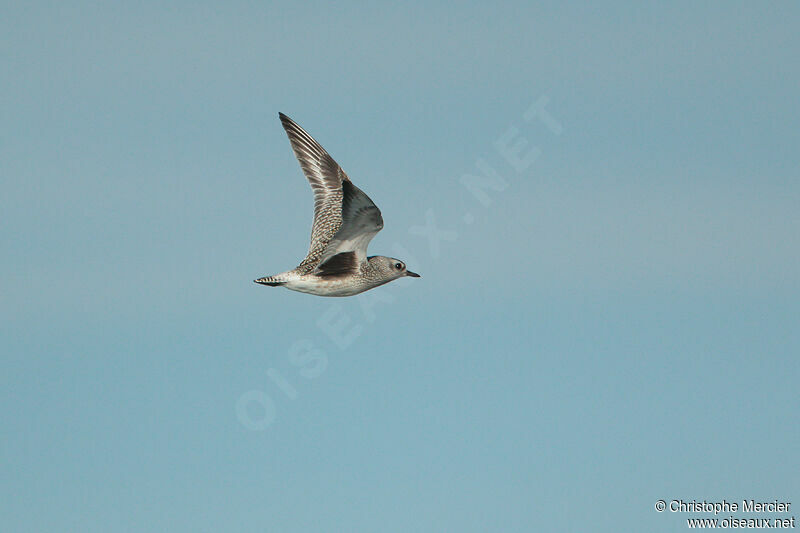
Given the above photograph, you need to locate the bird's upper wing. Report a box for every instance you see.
[280,113,347,268]
[279,113,383,269]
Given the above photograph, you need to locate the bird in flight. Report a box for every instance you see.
[254,113,420,296]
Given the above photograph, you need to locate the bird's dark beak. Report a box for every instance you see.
[406,270,420,278]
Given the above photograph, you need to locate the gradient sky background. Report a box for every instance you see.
[2,2,799,531]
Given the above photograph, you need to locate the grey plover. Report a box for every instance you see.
[254,113,420,297]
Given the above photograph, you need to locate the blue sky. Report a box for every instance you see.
[2,1,798,531]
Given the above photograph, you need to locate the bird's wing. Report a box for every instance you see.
[280,113,384,269]
[316,180,384,266]
[279,113,347,268]
[314,251,359,278]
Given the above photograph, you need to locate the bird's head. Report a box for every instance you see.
[368,256,421,280]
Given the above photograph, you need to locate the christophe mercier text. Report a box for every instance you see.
[670,500,791,514]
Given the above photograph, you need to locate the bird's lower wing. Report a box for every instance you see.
[316,181,384,265]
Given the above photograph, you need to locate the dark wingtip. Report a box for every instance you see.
[278,112,301,133]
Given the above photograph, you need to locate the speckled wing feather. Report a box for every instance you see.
[316,180,383,265]
[280,113,384,270]
[279,112,346,270]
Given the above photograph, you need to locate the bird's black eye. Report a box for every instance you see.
[395,263,403,269]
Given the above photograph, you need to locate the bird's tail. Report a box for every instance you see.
[254,275,287,287]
